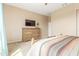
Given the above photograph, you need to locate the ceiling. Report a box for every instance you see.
[6,3,70,16]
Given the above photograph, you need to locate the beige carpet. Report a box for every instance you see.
[8,41,31,56]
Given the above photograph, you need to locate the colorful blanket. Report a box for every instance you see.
[27,35,79,56]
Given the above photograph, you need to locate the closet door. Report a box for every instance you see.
[51,10,76,36]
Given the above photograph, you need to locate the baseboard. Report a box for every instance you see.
[8,41,22,44]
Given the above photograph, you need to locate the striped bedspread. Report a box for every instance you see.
[27,35,79,56]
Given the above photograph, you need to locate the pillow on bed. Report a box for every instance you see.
[55,33,63,37]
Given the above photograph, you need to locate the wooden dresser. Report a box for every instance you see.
[22,28,41,42]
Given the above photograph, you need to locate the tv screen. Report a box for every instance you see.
[25,20,35,26]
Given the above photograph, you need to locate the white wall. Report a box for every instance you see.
[77,10,79,36]
[51,4,79,36]
[3,4,48,43]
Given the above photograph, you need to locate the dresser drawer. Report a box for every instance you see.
[22,28,41,42]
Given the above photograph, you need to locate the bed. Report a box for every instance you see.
[27,35,79,56]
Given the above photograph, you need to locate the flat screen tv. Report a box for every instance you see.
[25,20,36,26]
